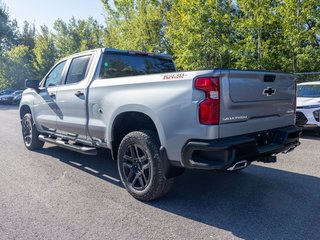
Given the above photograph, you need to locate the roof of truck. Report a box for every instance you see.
[298,81,320,85]
[103,48,172,60]
[62,48,172,61]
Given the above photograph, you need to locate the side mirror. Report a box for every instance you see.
[25,79,39,90]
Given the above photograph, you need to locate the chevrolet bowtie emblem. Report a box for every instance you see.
[263,87,276,96]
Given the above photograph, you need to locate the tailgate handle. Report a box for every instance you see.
[264,75,276,82]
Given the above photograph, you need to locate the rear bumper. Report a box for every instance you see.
[181,125,301,170]
[300,124,319,129]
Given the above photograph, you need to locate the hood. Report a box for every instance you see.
[297,97,320,107]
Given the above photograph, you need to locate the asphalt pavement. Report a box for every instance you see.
[0,105,319,240]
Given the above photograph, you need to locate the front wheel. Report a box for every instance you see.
[117,130,174,201]
[21,113,44,150]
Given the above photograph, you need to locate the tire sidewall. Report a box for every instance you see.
[22,113,33,148]
[21,113,43,150]
[117,131,164,199]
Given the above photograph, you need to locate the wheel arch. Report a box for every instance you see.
[19,105,32,120]
[110,111,166,160]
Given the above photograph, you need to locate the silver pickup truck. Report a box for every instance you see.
[20,48,301,201]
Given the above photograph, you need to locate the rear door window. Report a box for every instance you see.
[65,55,91,85]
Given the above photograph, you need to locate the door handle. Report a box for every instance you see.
[75,91,84,97]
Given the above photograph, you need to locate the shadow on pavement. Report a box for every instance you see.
[154,166,320,240]
[36,145,320,240]
[35,146,122,187]
[300,130,320,140]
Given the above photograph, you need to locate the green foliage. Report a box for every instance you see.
[1,45,36,89]
[166,0,234,70]
[0,2,19,53]
[1,0,320,90]
[0,56,9,89]
[53,17,104,59]
[232,0,283,70]
[33,26,56,79]
[278,0,320,72]
[18,21,36,49]
[102,0,166,53]
[0,3,36,88]
[0,3,10,53]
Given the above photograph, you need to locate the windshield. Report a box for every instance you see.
[297,85,320,98]
[99,52,176,79]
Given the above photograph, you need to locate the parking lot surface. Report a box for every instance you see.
[0,106,319,240]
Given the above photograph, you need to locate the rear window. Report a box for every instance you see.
[298,85,320,97]
[99,52,175,79]
[65,55,91,84]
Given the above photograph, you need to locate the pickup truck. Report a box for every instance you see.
[20,48,301,201]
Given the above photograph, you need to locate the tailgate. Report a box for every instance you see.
[219,70,296,138]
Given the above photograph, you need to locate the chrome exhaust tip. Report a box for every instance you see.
[227,160,248,171]
[282,146,296,154]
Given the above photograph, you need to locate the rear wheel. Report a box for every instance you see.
[117,130,174,201]
[21,113,44,150]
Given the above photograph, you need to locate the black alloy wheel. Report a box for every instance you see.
[122,144,151,190]
[22,116,33,147]
[117,131,174,201]
[21,113,44,150]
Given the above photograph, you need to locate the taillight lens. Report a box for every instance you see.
[195,77,220,125]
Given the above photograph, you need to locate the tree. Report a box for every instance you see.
[102,0,167,53]
[232,0,283,70]
[77,17,104,51]
[166,0,234,70]
[33,26,56,79]
[278,0,320,72]
[1,45,36,89]
[53,17,104,59]
[0,2,19,53]
[18,21,36,49]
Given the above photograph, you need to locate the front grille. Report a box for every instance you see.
[296,111,308,126]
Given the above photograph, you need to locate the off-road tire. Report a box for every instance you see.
[21,113,44,150]
[117,130,174,201]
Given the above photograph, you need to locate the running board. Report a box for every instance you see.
[38,135,98,155]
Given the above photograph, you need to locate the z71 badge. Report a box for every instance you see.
[163,73,185,80]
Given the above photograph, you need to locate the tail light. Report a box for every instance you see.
[195,77,220,125]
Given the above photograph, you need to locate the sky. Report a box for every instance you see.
[3,0,107,31]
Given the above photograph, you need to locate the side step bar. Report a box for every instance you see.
[38,135,98,155]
